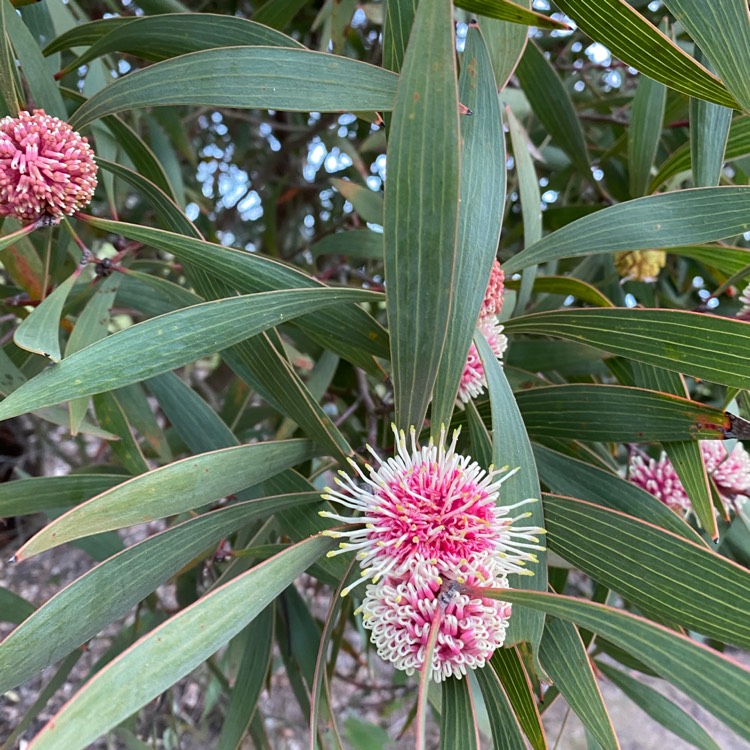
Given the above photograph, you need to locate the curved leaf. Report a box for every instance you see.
[504,307,750,391]
[553,0,737,108]
[543,494,750,648]
[24,535,334,750]
[69,47,399,130]
[16,441,317,559]
[478,589,750,742]
[0,287,378,420]
[503,187,750,273]
[384,0,459,430]
[440,677,479,750]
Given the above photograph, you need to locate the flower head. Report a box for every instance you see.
[0,109,97,223]
[457,317,507,405]
[480,260,505,320]
[614,250,666,283]
[628,441,750,514]
[738,282,750,320]
[628,452,690,513]
[359,559,511,682]
[321,424,544,595]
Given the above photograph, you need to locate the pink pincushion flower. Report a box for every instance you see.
[480,260,505,320]
[0,109,97,223]
[629,441,750,514]
[321,425,544,595]
[628,453,690,513]
[457,317,507,405]
[359,559,512,682]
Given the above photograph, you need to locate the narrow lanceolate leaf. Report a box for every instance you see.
[0,495,319,694]
[0,287,377,420]
[382,0,417,73]
[14,273,77,363]
[596,661,722,750]
[80,217,389,372]
[0,588,35,624]
[432,24,504,431]
[539,617,619,750]
[478,589,750,742]
[384,0,460,431]
[69,47,399,129]
[489,648,547,750]
[662,0,750,114]
[0,474,124,517]
[553,0,738,109]
[690,54,732,188]
[16,441,318,559]
[503,308,750,391]
[629,74,666,197]
[480,0,530,90]
[475,333,547,649]
[55,12,303,75]
[440,677,479,750]
[652,116,750,190]
[454,0,569,30]
[516,41,590,178]
[543,494,750,649]
[532,444,706,546]
[24,536,335,750]
[475,661,528,750]
[502,187,750,273]
[511,383,730,442]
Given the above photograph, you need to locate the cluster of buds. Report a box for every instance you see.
[457,260,507,405]
[0,109,97,224]
[614,250,666,283]
[321,425,544,681]
[629,440,750,514]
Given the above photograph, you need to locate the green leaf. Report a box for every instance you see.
[475,332,547,649]
[79,217,390,372]
[14,273,77,363]
[539,618,618,750]
[475,660,528,750]
[661,0,750,114]
[596,661,722,750]
[42,16,132,53]
[503,307,750,391]
[543,494,750,649]
[384,0,460,430]
[511,383,730,442]
[0,287,378,420]
[432,24,505,431]
[440,677,479,750]
[55,12,303,76]
[383,0,417,74]
[553,0,738,108]
[480,589,750,742]
[0,1,23,112]
[4,4,66,118]
[533,443,707,545]
[629,74,666,197]
[505,104,541,313]
[0,474,125,517]
[479,1,530,90]
[250,0,309,29]
[690,50,732,188]
[0,587,35,624]
[20,535,334,750]
[0,494,320,693]
[66,274,121,435]
[454,0,570,30]
[506,275,613,307]
[16,440,318,559]
[68,47,399,130]
[652,115,750,191]
[516,41,590,179]
[216,608,274,750]
[503,187,750,273]
[488,648,547,750]
[330,178,383,225]
[310,229,383,260]
[92,391,150,475]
